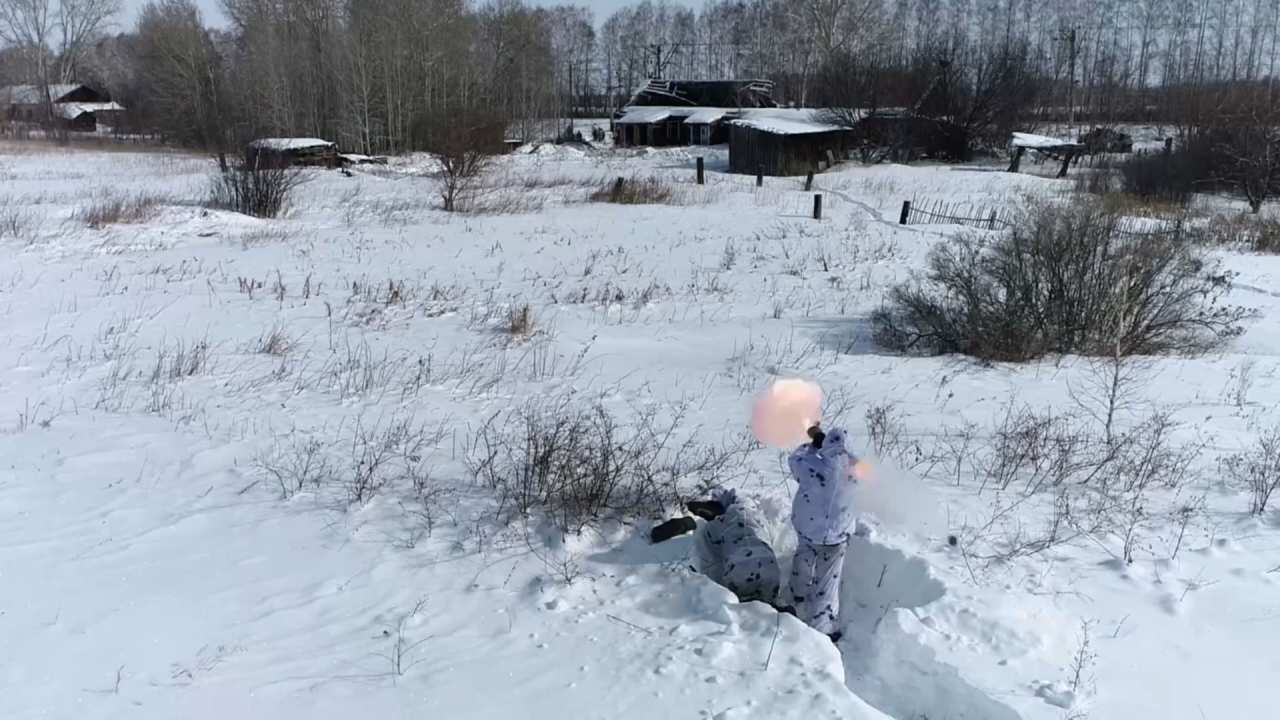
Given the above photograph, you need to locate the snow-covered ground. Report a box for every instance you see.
[2,140,1278,720]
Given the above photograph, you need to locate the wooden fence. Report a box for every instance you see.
[899,199,1187,239]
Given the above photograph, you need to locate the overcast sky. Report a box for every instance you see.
[114,0,700,30]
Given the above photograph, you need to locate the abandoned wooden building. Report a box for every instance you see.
[247,138,340,168]
[1,84,124,130]
[728,111,855,176]
[613,79,777,147]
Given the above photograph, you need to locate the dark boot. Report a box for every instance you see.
[828,630,843,644]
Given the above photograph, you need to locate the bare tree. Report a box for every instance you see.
[0,0,54,118]
[135,0,234,167]
[1216,104,1280,213]
[55,0,120,83]
[416,105,499,212]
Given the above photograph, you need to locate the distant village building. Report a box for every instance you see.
[613,79,777,147]
[247,138,340,168]
[0,83,124,131]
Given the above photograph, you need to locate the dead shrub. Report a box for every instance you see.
[954,403,1206,565]
[589,176,675,205]
[75,191,166,229]
[256,436,331,499]
[1220,424,1280,516]
[470,398,745,535]
[345,415,439,505]
[872,202,1249,362]
[207,164,306,219]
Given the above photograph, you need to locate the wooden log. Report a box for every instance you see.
[757,165,764,187]
[804,171,814,192]
[813,194,823,220]
[696,156,705,185]
[899,200,911,225]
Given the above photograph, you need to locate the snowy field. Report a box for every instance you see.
[2,140,1279,720]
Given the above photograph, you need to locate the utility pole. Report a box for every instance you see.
[1059,27,1079,129]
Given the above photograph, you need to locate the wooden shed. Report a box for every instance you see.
[728,113,854,176]
[246,138,339,168]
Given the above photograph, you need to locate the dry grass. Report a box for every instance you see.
[75,191,167,229]
[0,204,42,242]
[1189,212,1280,253]
[250,324,296,356]
[589,176,676,205]
[507,303,535,336]
[1092,190,1191,219]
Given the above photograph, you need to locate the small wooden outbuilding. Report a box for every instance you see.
[728,112,854,176]
[246,138,340,168]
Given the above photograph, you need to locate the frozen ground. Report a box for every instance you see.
[1,140,1278,720]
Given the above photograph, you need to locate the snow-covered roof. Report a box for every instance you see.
[56,102,125,119]
[1,84,84,105]
[682,107,729,124]
[615,106,844,134]
[727,108,844,136]
[249,138,336,151]
[1011,132,1081,149]
[617,106,731,125]
[615,106,681,125]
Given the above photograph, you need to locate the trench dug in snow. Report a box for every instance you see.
[839,537,1020,720]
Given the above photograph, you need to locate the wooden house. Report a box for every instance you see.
[613,79,777,148]
[55,101,126,132]
[1,84,122,128]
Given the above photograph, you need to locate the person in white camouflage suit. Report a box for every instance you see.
[691,488,781,606]
[787,424,858,643]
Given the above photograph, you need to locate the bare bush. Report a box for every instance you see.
[864,402,907,456]
[256,436,331,498]
[589,176,675,205]
[1221,425,1280,516]
[75,192,166,229]
[952,401,1205,566]
[207,165,306,219]
[344,415,443,506]
[872,202,1249,362]
[1118,151,1200,206]
[470,398,746,535]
